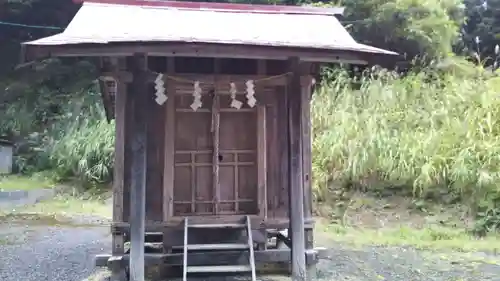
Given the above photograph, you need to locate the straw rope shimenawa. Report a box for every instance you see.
[153,71,294,108]
[159,72,292,85]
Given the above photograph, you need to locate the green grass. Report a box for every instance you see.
[22,194,111,218]
[0,174,111,220]
[7,193,112,219]
[0,183,111,222]
[0,237,11,245]
[80,270,111,281]
[316,219,500,253]
[0,174,55,191]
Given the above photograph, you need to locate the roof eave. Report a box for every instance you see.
[20,42,398,66]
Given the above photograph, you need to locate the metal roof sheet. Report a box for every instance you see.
[72,0,346,15]
[23,1,396,55]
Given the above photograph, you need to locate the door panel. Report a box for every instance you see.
[172,87,258,216]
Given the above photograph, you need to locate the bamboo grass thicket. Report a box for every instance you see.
[50,118,114,183]
[311,66,500,204]
[45,86,115,184]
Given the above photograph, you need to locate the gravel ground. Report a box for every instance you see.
[1,217,500,281]
[0,219,110,281]
[316,245,500,281]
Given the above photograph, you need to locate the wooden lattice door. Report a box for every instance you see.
[173,84,258,216]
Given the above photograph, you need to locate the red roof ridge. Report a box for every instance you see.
[72,0,344,16]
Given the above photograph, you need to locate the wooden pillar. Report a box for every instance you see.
[301,80,313,224]
[105,56,128,281]
[287,57,306,281]
[257,59,268,221]
[301,76,316,279]
[129,53,148,281]
[213,59,221,215]
[277,85,289,213]
[163,57,175,252]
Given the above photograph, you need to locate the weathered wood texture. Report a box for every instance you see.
[302,78,313,222]
[113,57,313,228]
[26,42,371,65]
[129,53,149,281]
[172,82,258,216]
[108,57,126,258]
[287,57,307,281]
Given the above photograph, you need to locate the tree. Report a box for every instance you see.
[337,0,466,60]
[0,0,78,74]
[461,0,500,64]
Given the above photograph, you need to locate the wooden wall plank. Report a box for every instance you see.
[257,59,268,219]
[145,84,163,221]
[163,57,175,222]
[266,90,278,218]
[276,86,289,213]
[257,105,267,218]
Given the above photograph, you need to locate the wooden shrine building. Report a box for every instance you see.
[21,0,396,280]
